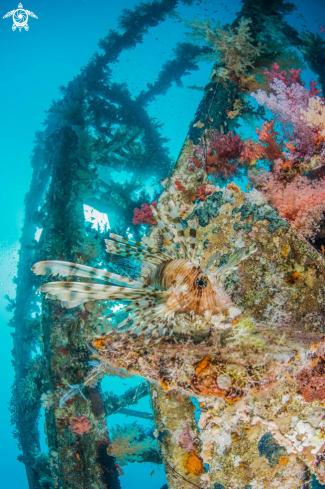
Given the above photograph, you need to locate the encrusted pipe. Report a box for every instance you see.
[149,383,205,489]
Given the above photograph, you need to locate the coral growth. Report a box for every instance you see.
[186,18,261,91]
[70,415,92,435]
[227,182,241,193]
[240,138,265,165]
[300,96,325,139]
[174,179,186,191]
[132,201,157,226]
[206,130,245,179]
[178,427,195,451]
[251,78,320,159]
[240,120,284,166]
[187,129,246,180]
[263,62,304,86]
[109,423,158,465]
[227,318,265,351]
[184,451,205,476]
[256,120,284,162]
[247,73,325,240]
[195,184,216,201]
[297,346,325,402]
[256,164,325,240]
[40,391,55,411]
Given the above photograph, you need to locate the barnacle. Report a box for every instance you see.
[32,201,256,341]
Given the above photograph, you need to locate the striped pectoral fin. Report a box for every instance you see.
[214,246,257,278]
[32,260,91,278]
[187,219,197,259]
[107,233,160,257]
[105,239,163,267]
[32,260,143,288]
[150,205,180,258]
[150,205,172,239]
[61,300,86,309]
[169,200,188,257]
[111,305,156,332]
[202,253,220,273]
[105,240,144,260]
[100,299,150,320]
[105,239,168,269]
[109,233,145,248]
[109,233,158,254]
[38,281,114,304]
[38,281,158,306]
[108,293,173,336]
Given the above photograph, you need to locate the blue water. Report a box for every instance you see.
[1,0,324,487]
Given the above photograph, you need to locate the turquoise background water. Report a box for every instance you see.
[0,0,324,487]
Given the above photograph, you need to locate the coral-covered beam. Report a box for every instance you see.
[117,408,154,420]
[149,384,205,489]
[103,382,149,417]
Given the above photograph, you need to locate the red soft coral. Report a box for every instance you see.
[264,63,287,85]
[309,80,322,97]
[264,62,304,86]
[256,120,284,162]
[209,130,245,163]
[288,68,304,85]
[132,201,157,226]
[240,121,284,165]
[206,130,244,179]
[240,138,265,165]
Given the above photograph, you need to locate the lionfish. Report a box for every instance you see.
[32,201,255,339]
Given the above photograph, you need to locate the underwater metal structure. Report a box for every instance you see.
[9,0,325,488]
[10,0,209,486]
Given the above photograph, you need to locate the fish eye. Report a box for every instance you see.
[195,276,208,289]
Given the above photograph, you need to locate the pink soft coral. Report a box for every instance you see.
[132,201,157,226]
[258,162,325,240]
[70,416,92,435]
[252,79,316,159]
